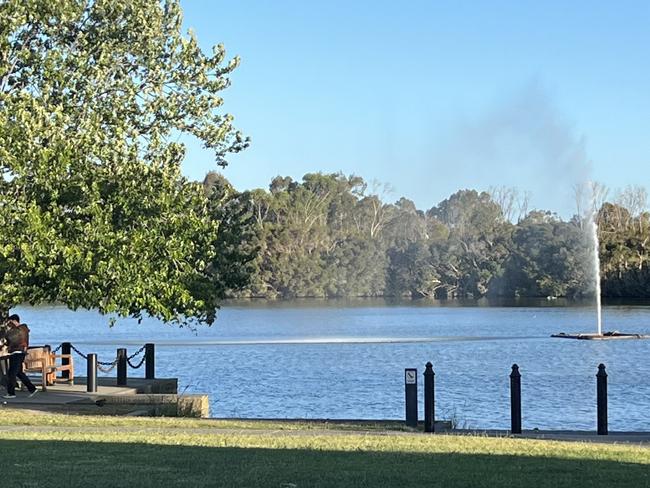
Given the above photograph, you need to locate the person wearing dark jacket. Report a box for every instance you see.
[3,314,37,399]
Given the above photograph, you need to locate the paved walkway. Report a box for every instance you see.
[1,383,139,407]
[451,429,650,445]
[0,377,178,407]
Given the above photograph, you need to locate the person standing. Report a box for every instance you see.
[3,314,37,399]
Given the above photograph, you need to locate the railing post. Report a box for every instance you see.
[87,353,97,393]
[405,368,418,428]
[145,343,155,380]
[424,361,435,433]
[117,348,127,386]
[61,342,71,380]
[510,364,522,434]
[597,363,608,435]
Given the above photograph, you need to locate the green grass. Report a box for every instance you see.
[0,409,410,431]
[1,410,648,487]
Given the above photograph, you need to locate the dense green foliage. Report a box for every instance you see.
[598,201,650,297]
[0,0,248,324]
[209,172,650,300]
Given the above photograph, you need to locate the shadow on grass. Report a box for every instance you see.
[1,439,648,488]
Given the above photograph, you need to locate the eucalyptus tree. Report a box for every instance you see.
[0,0,248,324]
[598,200,650,297]
[427,190,511,297]
[386,242,440,298]
[497,211,589,298]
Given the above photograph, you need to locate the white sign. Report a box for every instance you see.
[405,369,417,384]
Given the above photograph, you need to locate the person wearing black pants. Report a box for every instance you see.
[5,352,37,398]
[2,314,37,399]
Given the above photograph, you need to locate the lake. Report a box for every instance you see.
[13,298,650,431]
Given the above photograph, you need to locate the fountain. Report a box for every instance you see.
[552,183,649,340]
[590,200,603,336]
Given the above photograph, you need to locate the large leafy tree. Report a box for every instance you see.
[0,0,248,324]
[202,172,259,300]
[427,190,512,298]
[598,202,650,297]
[495,211,589,298]
[232,173,390,298]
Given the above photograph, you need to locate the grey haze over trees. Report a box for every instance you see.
[0,0,249,325]
[205,172,650,301]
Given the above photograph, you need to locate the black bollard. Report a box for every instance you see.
[117,348,127,386]
[597,363,608,435]
[145,343,155,380]
[405,368,418,428]
[87,353,97,393]
[61,342,71,380]
[424,362,435,433]
[510,364,522,434]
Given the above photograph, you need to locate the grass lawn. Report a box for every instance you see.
[0,410,648,487]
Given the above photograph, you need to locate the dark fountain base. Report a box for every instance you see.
[551,331,650,340]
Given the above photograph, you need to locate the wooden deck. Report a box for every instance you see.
[1,377,209,417]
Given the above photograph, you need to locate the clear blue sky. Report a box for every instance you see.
[179,0,650,215]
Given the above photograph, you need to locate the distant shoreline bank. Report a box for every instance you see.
[222,296,650,308]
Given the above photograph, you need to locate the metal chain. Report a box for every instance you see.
[97,360,118,373]
[127,354,146,369]
[97,356,118,366]
[69,344,88,360]
[70,343,115,366]
[59,343,147,370]
[52,343,63,353]
[127,345,146,362]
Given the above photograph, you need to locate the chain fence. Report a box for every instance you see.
[97,360,118,373]
[69,344,88,360]
[127,345,147,369]
[56,343,148,371]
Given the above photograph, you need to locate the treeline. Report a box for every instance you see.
[205,172,650,299]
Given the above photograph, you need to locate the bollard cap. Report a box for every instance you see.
[424,361,435,375]
[510,364,521,378]
[596,363,607,377]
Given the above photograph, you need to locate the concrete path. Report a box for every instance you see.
[1,383,138,407]
[452,429,650,445]
[0,377,177,408]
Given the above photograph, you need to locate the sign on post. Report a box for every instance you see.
[405,368,418,427]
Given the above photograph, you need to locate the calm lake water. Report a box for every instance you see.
[14,299,650,431]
